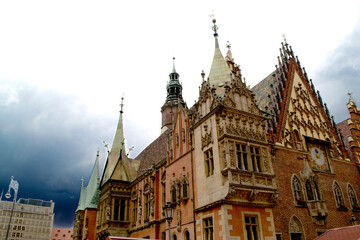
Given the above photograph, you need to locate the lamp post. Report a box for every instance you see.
[163,202,175,240]
[5,176,19,240]
[350,214,358,226]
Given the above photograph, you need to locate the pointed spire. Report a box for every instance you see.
[208,18,233,92]
[111,97,126,154]
[348,92,356,106]
[172,57,176,73]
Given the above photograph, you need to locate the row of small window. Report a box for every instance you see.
[204,144,263,177]
[292,176,359,209]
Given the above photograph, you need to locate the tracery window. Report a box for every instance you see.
[333,182,346,209]
[348,184,359,209]
[292,176,303,203]
[289,216,304,240]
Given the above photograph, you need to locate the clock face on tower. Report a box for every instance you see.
[311,147,325,166]
[307,140,330,172]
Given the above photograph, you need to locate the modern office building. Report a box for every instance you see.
[0,197,54,240]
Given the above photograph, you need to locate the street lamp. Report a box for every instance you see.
[5,176,19,240]
[163,202,175,240]
[350,214,358,226]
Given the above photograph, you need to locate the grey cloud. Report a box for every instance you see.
[313,23,360,123]
[0,80,115,227]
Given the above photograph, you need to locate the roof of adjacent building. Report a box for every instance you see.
[51,227,73,240]
[17,198,53,208]
[314,225,360,240]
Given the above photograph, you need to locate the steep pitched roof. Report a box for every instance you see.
[76,151,100,211]
[207,19,233,97]
[135,129,169,171]
[252,72,275,112]
[101,99,140,186]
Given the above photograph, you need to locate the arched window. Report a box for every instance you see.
[333,182,345,209]
[183,230,190,240]
[348,184,359,209]
[289,215,304,240]
[292,176,302,201]
[306,181,314,201]
[172,233,177,240]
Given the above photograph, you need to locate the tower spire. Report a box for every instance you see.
[111,97,126,154]
[208,18,233,93]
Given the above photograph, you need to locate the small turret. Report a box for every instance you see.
[161,58,185,133]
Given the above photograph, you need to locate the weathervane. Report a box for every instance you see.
[348,92,353,97]
[120,96,124,113]
[226,41,231,50]
[103,140,110,153]
[209,11,218,36]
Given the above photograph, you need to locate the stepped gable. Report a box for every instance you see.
[252,71,275,112]
[135,129,169,171]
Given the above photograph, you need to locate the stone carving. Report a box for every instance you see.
[176,209,181,232]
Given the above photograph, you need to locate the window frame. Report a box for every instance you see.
[203,217,214,240]
[204,149,214,177]
[244,215,260,240]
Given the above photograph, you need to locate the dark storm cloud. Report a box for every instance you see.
[313,22,360,123]
[0,80,115,227]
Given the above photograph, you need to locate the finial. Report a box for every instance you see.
[212,19,219,36]
[97,148,100,156]
[226,41,231,50]
[201,70,205,82]
[282,34,287,44]
[172,57,176,72]
[120,96,124,113]
[81,177,84,187]
[348,92,353,98]
[103,140,110,153]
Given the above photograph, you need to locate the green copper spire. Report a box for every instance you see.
[76,150,101,211]
[166,57,184,103]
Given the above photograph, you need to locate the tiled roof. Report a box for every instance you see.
[251,71,275,113]
[314,224,360,240]
[135,130,169,171]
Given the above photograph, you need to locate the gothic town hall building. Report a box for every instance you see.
[74,19,360,240]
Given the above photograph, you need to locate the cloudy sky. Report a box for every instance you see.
[0,1,359,227]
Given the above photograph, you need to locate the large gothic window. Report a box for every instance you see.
[348,184,359,209]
